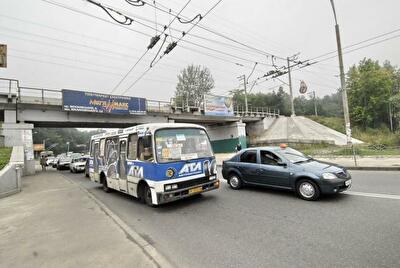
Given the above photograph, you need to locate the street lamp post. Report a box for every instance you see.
[330,0,352,144]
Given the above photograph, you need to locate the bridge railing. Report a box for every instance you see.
[0,78,19,98]
[18,86,62,106]
[234,105,280,117]
[146,99,172,113]
[0,77,280,118]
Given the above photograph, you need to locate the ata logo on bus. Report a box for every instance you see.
[128,165,143,178]
[179,162,202,176]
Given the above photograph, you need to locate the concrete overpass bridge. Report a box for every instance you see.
[0,77,279,174]
[0,77,278,127]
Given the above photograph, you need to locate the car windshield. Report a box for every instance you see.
[278,148,311,163]
[155,128,213,163]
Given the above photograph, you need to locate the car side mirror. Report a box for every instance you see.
[277,161,287,167]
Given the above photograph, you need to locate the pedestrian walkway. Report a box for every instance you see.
[0,170,158,268]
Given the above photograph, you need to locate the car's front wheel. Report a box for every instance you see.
[296,179,320,201]
[228,173,242,190]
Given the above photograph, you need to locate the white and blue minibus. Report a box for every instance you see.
[88,123,219,206]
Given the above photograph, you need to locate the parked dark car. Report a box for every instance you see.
[222,146,352,200]
[57,156,72,170]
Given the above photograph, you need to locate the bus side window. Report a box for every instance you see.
[138,136,153,162]
[99,139,105,157]
[128,134,138,160]
[90,140,94,157]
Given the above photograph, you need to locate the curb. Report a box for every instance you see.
[217,165,400,171]
[345,166,400,171]
[61,174,173,268]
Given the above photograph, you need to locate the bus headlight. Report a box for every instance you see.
[211,160,217,175]
[164,184,178,191]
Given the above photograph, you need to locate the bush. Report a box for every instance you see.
[308,116,345,133]
[308,116,400,146]
[353,127,400,146]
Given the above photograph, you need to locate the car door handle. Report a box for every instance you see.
[256,169,263,174]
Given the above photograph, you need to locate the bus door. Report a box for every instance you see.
[93,142,100,181]
[118,139,128,192]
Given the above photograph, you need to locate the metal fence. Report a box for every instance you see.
[293,144,400,167]
[234,105,280,117]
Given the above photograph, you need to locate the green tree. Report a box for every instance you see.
[175,64,214,107]
[346,58,394,129]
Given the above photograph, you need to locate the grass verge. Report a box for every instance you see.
[0,147,12,170]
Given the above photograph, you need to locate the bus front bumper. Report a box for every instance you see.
[157,179,220,204]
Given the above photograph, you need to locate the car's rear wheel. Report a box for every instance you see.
[296,179,320,201]
[228,174,242,190]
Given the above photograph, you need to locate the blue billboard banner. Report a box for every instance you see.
[204,94,234,116]
[62,89,146,115]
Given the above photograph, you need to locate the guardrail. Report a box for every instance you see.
[234,105,280,117]
[0,77,280,118]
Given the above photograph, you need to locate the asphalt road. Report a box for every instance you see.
[62,169,400,268]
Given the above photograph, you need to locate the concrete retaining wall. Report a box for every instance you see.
[0,146,24,198]
[206,122,247,153]
[246,117,277,137]
[0,122,35,175]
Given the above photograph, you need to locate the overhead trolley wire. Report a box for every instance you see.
[119,0,223,95]
[39,0,264,73]
[139,0,290,62]
[101,0,193,93]
[309,27,400,61]
[39,0,152,37]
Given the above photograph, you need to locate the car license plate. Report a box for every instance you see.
[345,179,352,186]
[189,186,203,194]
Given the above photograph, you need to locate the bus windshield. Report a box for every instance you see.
[155,128,213,163]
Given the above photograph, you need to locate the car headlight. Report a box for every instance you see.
[322,172,337,180]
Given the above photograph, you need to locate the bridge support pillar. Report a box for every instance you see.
[1,110,35,175]
[206,122,247,153]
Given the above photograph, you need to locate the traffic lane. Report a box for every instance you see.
[348,170,400,195]
[64,171,400,268]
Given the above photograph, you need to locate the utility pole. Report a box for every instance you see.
[312,91,318,116]
[330,0,352,144]
[287,57,295,116]
[237,75,248,114]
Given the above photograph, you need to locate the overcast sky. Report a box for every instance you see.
[1,0,399,101]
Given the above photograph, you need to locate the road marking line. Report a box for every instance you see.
[343,191,400,200]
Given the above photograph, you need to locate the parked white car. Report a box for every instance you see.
[46,156,55,166]
[70,156,88,173]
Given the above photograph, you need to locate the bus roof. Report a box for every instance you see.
[90,123,206,140]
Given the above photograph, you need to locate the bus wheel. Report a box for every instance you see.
[143,185,154,206]
[102,178,111,193]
